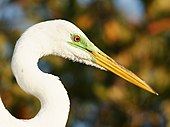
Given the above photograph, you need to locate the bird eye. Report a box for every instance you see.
[74,35,80,42]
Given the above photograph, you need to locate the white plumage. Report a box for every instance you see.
[0,19,157,127]
[1,20,98,127]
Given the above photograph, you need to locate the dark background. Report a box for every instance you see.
[0,0,170,126]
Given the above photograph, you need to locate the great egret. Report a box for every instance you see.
[0,19,157,127]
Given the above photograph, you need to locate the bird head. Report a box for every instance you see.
[28,19,158,95]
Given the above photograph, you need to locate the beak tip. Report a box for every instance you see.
[155,92,159,96]
[151,89,159,96]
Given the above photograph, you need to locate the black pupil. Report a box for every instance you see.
[74,36,80,42]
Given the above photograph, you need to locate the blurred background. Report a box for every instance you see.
[0,0,170,126]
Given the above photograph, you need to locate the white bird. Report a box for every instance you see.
[0,19,157,127]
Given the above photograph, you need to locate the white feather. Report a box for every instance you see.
[0,19,104,127]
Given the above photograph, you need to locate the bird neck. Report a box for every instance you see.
[11,39,70,127]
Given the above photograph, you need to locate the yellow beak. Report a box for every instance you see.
[91,51,158,95]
